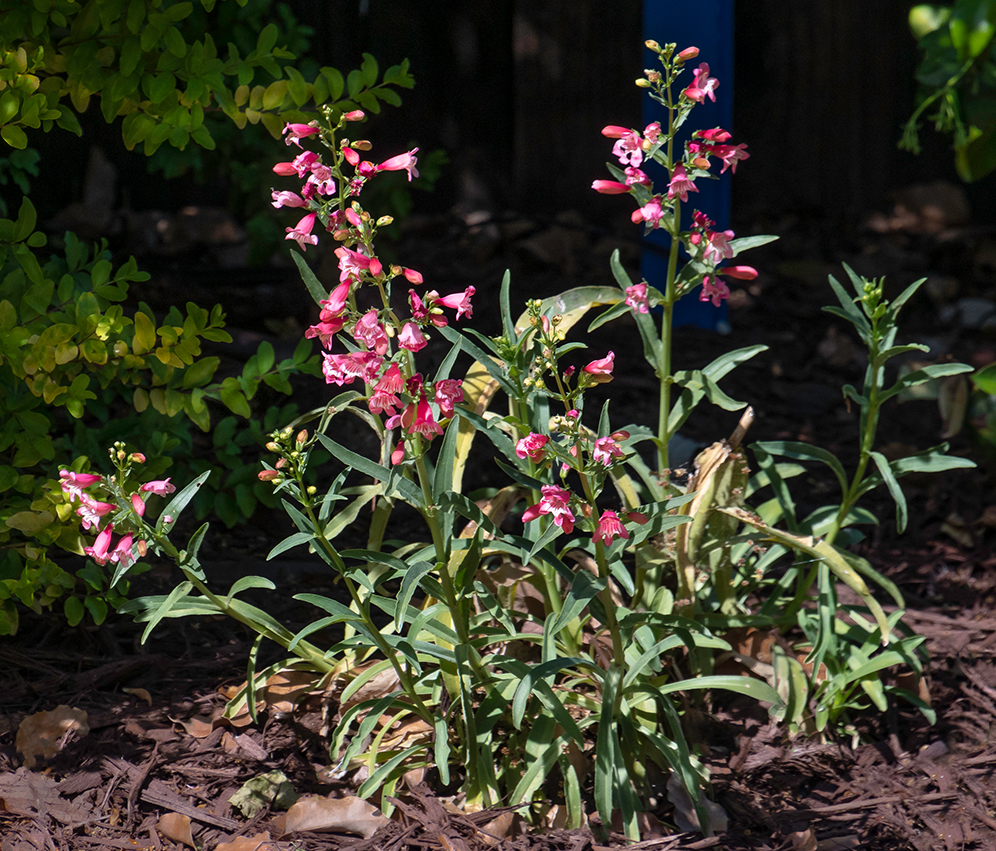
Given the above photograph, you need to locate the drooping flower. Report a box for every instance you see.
[377,148,420,181]
[305,316,346,349]
[398,322,428,352]
[515,433,550,462]
[408,398,444,438]
[270,190,307,209]
[632,196,665,228]
[643,122,662,145]
[625,282,649,314]
[285,212,319,251]
[84,525,115,565]
[714,143,750,174]
[353,310,390,355]
[76,495,116,531]
[522,485,575,534]
[140,479,176,496]
[59,470,102,501]
[684,63,719,103]
[703,229,735,263]
[368,367,403,415]
[592,436,625,467]
[624,167,652,187]
[667,164,698,203]
[436,286,475,321]
[282,122,321,147]
[592,180,630,195]
[434,379,464,417]
[322,352,384,386]
[700,276,731,307]
[112,533,136,569]
[593,509,629,545]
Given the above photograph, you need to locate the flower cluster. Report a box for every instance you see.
[592,43,758,309]
[59,448,176,569]
[269,112,473,464]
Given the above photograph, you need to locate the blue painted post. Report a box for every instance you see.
[642,0,735,331]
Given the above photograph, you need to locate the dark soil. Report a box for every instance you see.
[3,190,996,850]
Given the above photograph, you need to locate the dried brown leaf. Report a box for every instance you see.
[213,831,278,851]
[123,687,153,705]
[171,714,217,738]
[15,706,89,769]
[157,812,196,847]
[282,795,389,838]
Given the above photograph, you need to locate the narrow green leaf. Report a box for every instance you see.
[869,450,908,533]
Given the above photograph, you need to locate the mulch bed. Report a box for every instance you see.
[3,189,996,849]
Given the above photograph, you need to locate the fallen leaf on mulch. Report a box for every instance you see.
[0,768,94,823]
[281,795,389,838]
[123,686,153,705]
[15,705,89,769]
[230,770,298,817]
[157,812,196,847]
[170,713,219,738]
[214,832,279,851]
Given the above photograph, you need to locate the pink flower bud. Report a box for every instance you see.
[343,110,365,121]
[723,265,758,280]
[258,469,280,481]
[601,125,632,139]
[592,180,631,195]
[676,46,700,62]
[132,493,146,517]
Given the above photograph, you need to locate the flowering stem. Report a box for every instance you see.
[658,197,680,475]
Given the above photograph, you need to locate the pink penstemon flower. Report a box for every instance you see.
[59,470,102,501]
[433,379,464,417]
[593,510,628,545]
[515,433,550,463]
[398,322,428,352]
[592,436,625,467]
[632,196,665,228]
[84,525,115,565]
[611,131,644,168]
[76,495,116,531]
[436,286,476,321]
[667,164,698,203]
[713,143,750,174]
[271,190,307,209]
[353,310,390,355]
[703,229,735,263]
[285,212,319,251]
[282,122,321,147]
[369,367,403,416]
[592,180,630,195]
[377,148,420,181]
[141,479,176,496]
[700,276,731,307]
[583,352,615,377]
[408,398,444,438]
[625,282,649,314]
[522,485,576,534]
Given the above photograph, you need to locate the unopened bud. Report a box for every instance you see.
[275,458,288,468]
[296,429,308,445]
[352,140,372,151]
[377,215,394,227]
[693,156,710,169]
[307,486,317,495]
[136,540,148,557]
[258,469,280,481]
[635,78,652,88]
[645,40,662,53]
[130,453,146,463]
[676,46,700,62]
[117,450,126,460]
[266,442,280,452]
[343,110,365,121]
[332,229,350,241]
[646,71,661,83]
[163,515,174,524]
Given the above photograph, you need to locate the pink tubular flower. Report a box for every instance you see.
[667,164,698,203]
[334,246,378,283]
[285,212,318,251]
[398,322,428,352]
[84,525,115,565]
[593,509,628,545]
[131,493,146,517]
[601,125,632,139]
[625,282,649,314]
[676,46,700,62]
[369,365,404,416]
[703,229,735,263]
[343,109,365,121]
[684,63,719,103]
[377,148,419,181]
[402,267,423,285]
[699,127,732,143]
[271,190,307,209]
[353,310,390,355]
[282,122,321,147]
[624,167,651,187]
[390,440,406,465]
[59,470,102,501]
[592,436,625,467]
[632,196,665,228]
[436,286,475,320]
[141,479,176,496]
[522,485,575,534]
[322,352,383,386]
[76,495,115,531]
[714,143,750,174]
[305,316,345,349]
[515,433,550,462]
[321,281,351,317]
[409,398,444,438]
[700,276,731,307]
[583,351,615,377]
[612,131,644,167]
[592,180,630,195]
[723,265,758,280]
[112,534,136,569]
[643,122,662,145]
[434,379,464,417]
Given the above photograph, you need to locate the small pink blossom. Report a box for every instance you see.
[306,163,336,195]
[643,122,662,145]
[390,440,406,465]
[698,127,732,143]
[684,63,719,103]
[335,246,376,282]
[369,366,403,415]
[84,525,115,565]
[436,286,475,320]
[667,164,698,203]
[59,470,102,501]
[593,510,629,545]
[141,479,176,496]
[76,495,115,531]
[515,433,550,462]
[398,322,428,352]
[403,267,423,285]
[320,281,351,316]
[625,282,649,314]
[353,310,390,355]
[583,352,615,376]
[409,398,444,438]
[714,143,750,174]
[283,122,320,147]
[342,146,360,166]
[703,229,735,263]
[592,436,625,467]
[305,317,345,349]
[271,190,307,209]
[522,485,575,535]
[624,167,651,187]
[112,534,136,569]
[700,276,731,307]
[132,493,146,517]
[377,148,420,181]
[592,180,630,195]
[433,379,464,417]
[322,352,383,386]
[285,212,319,251]
[612,131,644,168]
[632,196,665,228]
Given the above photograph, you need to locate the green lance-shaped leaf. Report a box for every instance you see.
[718,506,893,644]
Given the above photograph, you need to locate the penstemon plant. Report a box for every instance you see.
[65,40,975,840]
